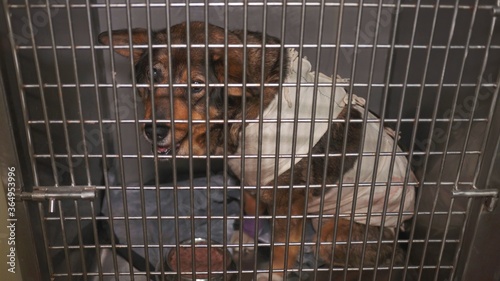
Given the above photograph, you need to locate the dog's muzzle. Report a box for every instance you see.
[144,123,176,155]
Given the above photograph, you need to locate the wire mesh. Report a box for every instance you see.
[0,0,499,281]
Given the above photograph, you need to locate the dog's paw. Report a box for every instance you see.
[230,230,255,256]
[255,273,284,281]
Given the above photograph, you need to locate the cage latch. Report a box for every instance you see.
[453,188,499,212]
[18,186,96,213]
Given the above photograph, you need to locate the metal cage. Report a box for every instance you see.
[1,0,499,281]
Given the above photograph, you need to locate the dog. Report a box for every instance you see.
[99,21,416,280]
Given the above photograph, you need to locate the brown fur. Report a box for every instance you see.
[98,21,404,277]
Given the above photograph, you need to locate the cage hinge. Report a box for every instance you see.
[18,186,96,213]
[452,188,499,212]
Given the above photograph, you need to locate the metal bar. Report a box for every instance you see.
[447,196,473,281]
[7,2,496,10]
[103,0,136,278]
[448,0,486,188]
[88,200,103,280]
[461,109,500,276]
[40,210,460,220]
[139,0,167,279]
[394,0,424,277]
[427,1,485,278]
[203,2,213,281]
[44,237,461,248]
[432,197,459,281]
[267,2,289,279]
[19,186,96,201]
[56,200,73,280]
[305,1,329,281]
[16,43,500,51]
[44,264,455,276]
[38,202,54,278]
[123,0,151,278]
[366,1,407,280]
[493,0,500,16]
[44,0,76,186]
[19,81,500,89]
[221,2,230,280]
[30,149,486,159]
[64,0,91,187]
[237,2,250,280]
[45,178,427,188]
[342,0,368,277]
[23,0,59,186]
[320,2,349,279]
[101,1,122,278]
[162,2,180,280]
[464,17,499,190]
[400,0,442,279]
[282,1,308,278]
[83,0,105,278]
[183,5,198,280]
[481,76,500,189]
[24,118,492,126]
[356,0,387,279]
[416,0,463,279]
[255,0,269,279]
[452,189,499,198]
[385,0,420,279]
[306,1,339,280]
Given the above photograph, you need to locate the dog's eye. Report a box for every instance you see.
[190,81,204,94]
[151,67,160,82]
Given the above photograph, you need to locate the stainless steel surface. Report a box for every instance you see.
[19,186,97,201]
[0,47,43,280]
[0,0,499,280]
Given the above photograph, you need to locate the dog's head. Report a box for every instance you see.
[99,22,284,156]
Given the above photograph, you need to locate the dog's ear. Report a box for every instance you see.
[208,27,282,98]
[208,27,249,97]
[98,28,149,63]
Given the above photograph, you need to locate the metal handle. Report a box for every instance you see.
[453,188,499,212]
[18,186,97,213]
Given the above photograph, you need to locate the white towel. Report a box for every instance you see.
[228,49,347,187]
[228,49,416,229]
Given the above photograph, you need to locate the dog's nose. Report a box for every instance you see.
[144,124,169,142]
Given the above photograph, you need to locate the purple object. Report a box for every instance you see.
[242,218,264,238]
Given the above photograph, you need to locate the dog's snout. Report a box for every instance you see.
[144,124,169,142]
